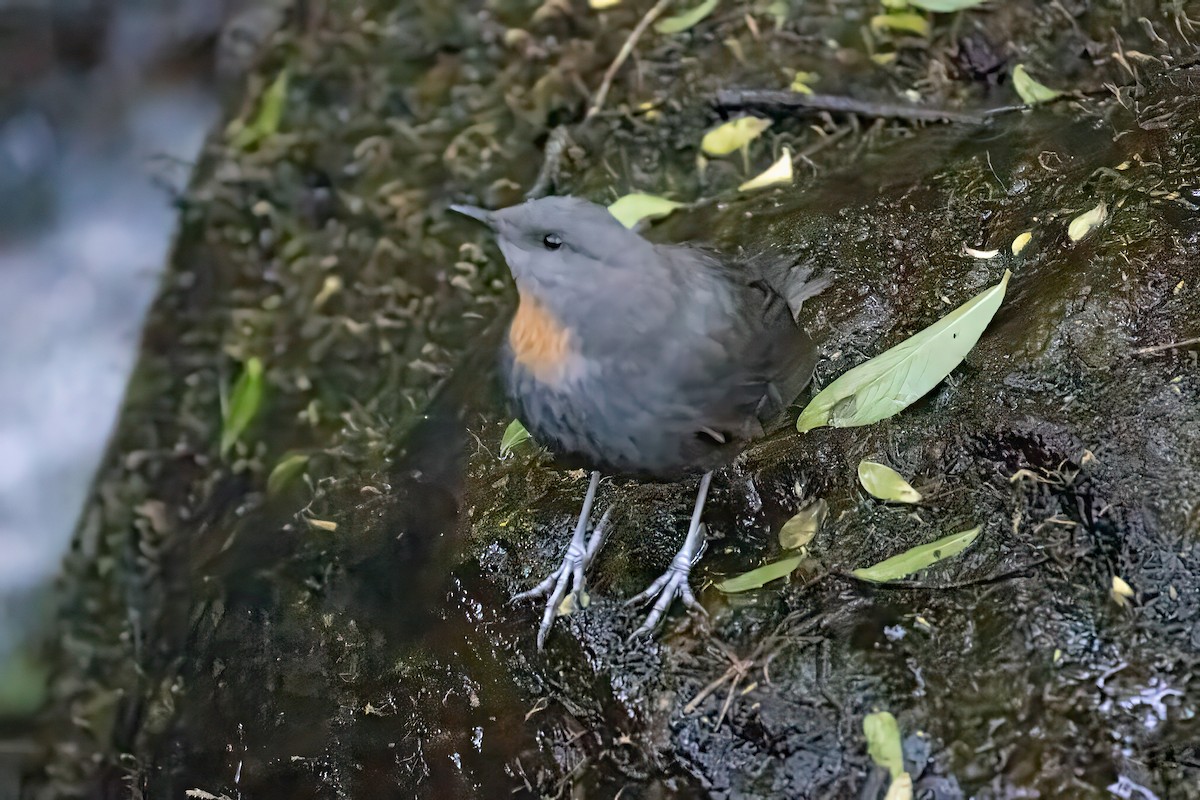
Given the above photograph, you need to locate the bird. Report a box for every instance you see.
[451,196,826,648]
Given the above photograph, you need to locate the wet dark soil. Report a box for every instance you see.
[22,1,1200,798]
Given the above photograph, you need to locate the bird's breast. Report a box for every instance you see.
[508,291,575,384]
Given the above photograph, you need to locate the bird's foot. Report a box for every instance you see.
[626,526,709,638]
[512,504,611,650]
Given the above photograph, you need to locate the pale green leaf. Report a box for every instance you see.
[1012,64,1062,105]
[267,453,310,495]
[907,0,985,11]
[790,70,819,94]
[797,270,1010,432]
[655,0,719,34]
[864,711,905,779]
[1067,202,1107,242]
[716,554,803,593]
[500,419,532,457]
[221,357,264,456]
[851,526,981,582]
[607,193,683,228]
[885,773,914,800]
[858,460,922,503]
[738,148,793,191]
[765,0,789,28]
[779,498,827,549]
[701,116,772,156]
[869,12,930,36]
[230,70,289,150]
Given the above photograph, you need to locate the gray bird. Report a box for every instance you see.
[452,196,825,648]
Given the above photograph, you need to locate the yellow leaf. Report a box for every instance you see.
[1067,201,1107,241]
[779,498,828,550]
[869,12,930,36]
[1011,230,1032,255]
[607,193,683,228]
[790,70,819,94]
[738,148,793,191]
[701,116,772,156]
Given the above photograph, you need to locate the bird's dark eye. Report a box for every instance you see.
[542,233,563,250]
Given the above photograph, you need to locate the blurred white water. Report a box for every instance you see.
[0,0,233,662]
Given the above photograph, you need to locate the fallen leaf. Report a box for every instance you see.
[863,711,905,779]
[779,499,828,549]
[1012,64,1062,105]
[701,116,772,156]
[267,453,310,495]
[790,70,819,94]
[1067,201,1107,242]
[858,461,922,503]
[869,12,930,36]
[1011,230,1033,255]
[655,0,719,34]
[797,271,1010,432]
[885,772,914,800]
[500,419,532,457]
[607,193,683,228]
[851,526,981,582]
[221,357,264,456]
[716,554,803,593]
[1111,575,1134,606]
[738,148,793,191]
[229,70,289,150]
[907,0,985,10]
[962,244,999,259]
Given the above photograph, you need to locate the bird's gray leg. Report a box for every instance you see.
[512,470,611,649]
[628,471,713,637]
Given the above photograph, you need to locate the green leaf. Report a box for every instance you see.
[1011,65,1062,105]
[655,0,719,34]
[607,193,683,228]
[221,357,264,457]
[869,12,930,36]
[500,419,532,457]
[863,711,905,779]
[858,460,922,503]
[267,453,310,495]
[906,0,985,11]
[716,554,803,593]
[701,116,773,156]
[797,270,1010,432]
[230,69,289,150]
[778,498,827,549]
[0,651,47,717]
[851,526,981,582]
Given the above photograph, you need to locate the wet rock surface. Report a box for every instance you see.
[26,1,1200,798]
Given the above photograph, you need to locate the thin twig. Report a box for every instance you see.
[715,89,996,125]
[526,125,572,199]
[587,0,673,120]
[1134,336,1200,355]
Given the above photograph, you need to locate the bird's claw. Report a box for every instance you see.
[627,547,709,639]
[513,505,611,650]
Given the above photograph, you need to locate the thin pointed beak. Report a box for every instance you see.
[449,204,496,228]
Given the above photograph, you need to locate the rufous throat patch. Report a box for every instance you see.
[509,292,572,382]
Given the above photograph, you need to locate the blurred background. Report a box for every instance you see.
[0,0,280,714]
